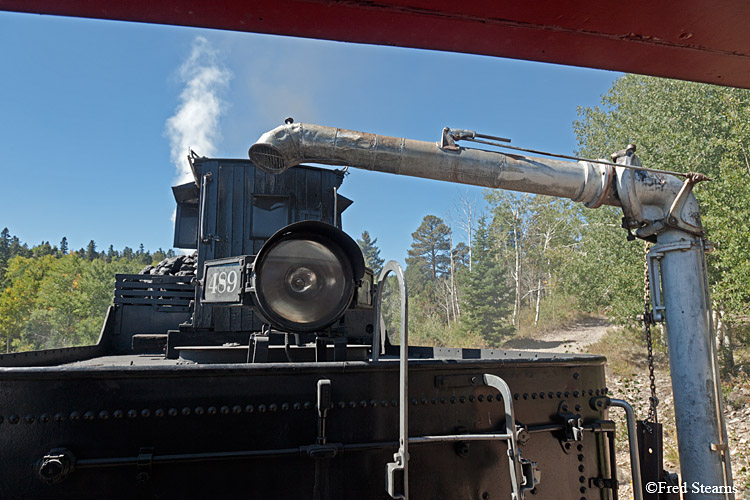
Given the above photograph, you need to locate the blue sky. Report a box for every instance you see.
[0,12,620,263]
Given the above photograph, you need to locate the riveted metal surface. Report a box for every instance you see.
[1,357,609,499]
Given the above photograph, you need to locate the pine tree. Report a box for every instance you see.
[406,215,451,280]
[462,217,513,344]
[0,228,10,281]
[85,240,98,261]
[32,241,55,258]
[357,231,385,276]
[59,237,68,255]
[453,242,470,270]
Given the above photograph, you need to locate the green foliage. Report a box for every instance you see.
[560,205,644,321]
[461,217,513,344]
[0,227,32,289]
[399,190,587,347]
[0,233,154,352]
[574,74,750,322]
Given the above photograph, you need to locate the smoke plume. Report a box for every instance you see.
[166,37,232,185]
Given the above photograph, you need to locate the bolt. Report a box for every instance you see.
[455,441,470,458]
[38,458,63,483]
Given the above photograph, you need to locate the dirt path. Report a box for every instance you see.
[501,317,613,353]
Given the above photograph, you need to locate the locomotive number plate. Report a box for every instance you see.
[203,258,245,304]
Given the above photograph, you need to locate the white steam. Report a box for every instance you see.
[166,37,232,185]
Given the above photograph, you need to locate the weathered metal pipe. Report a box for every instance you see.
[652,233,734,499]
[249,123,616,208]
[249,122,733,496]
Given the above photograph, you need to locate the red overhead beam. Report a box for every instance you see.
[4,0,750,88]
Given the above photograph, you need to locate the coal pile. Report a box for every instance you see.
[140,253,197,277]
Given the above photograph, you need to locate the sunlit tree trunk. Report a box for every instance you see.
[713,306,735,373]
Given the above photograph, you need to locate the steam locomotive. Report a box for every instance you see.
[1,123,683,500]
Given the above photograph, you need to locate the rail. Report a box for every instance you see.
[114,274,194,308]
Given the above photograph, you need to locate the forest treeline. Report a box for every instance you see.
[0,231,175,352]
[1,75,748,372]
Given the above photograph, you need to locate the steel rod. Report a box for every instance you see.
[610,399,644,500]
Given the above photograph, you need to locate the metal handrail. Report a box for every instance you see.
[609,399,644,500]
[375,261,410,500]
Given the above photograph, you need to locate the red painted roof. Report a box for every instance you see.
[4,0,750,88]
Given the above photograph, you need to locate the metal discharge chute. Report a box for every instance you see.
[250,122,733,499]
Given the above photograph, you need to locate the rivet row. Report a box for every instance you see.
[0,387,610,425]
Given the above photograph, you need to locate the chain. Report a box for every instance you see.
[643,242,659,425]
